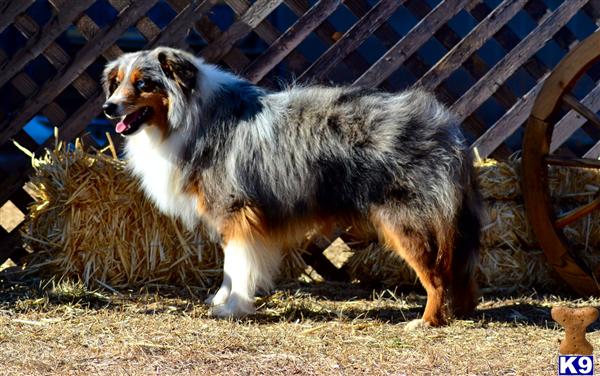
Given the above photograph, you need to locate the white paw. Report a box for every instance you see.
[204,287,230,306]
[208,295,255,318]
[404,319,431,331]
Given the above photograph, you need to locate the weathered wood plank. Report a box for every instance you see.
[353,0,469,87]
[405,0,516,114]
[224,0,310,73]
[243,0,341,83]
[470,74,547,158]
[583,140,600,158]
[175,1,252,74]
[9,13,99,103]
[9,73,67,126]
[193,17,252,73]
[0,0,160,147]
[346,6,395,53]
[562,93,600,130]
[551,81,600,152]
[0,1,94,88]
[417,0,527,90]
[450,0,588,122]
[75,16,123,61]
[201,0,283,63]
[0,0,34,34]
[108,0,165,46]
[152,0,217,47]
[300,0,402,82]
[283,0,371,80]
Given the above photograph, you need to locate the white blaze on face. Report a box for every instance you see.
[106,55,140,118]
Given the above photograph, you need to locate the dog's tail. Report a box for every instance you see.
[449,162,482,317]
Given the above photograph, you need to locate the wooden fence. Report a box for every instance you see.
[0,0,599,265]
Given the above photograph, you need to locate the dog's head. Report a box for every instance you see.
[102,47,199,137]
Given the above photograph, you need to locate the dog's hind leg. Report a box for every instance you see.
[448,187,481,318]
[371,210,451,329]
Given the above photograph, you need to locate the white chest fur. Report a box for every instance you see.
[125,128,199,229]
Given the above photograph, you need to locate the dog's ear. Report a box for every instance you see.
[158,49,198,96]
[102,63,119,96]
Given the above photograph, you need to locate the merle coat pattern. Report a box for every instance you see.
[102,47,481,327]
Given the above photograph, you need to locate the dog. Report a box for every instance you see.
[102,47,481,328]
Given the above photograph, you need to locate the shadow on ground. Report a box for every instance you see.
[2,268,599,330]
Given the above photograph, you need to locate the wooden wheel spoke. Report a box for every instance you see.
[555,196,600,228]
[545,155,600,169]
[562,93,600,131]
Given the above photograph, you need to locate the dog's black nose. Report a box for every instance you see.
[102,102,118,117]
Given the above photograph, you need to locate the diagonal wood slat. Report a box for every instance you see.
[353,0,470,87]
[551,81,600,152]
[201,0,284,63]
[299,0,402,82]
[150,0,217,47]
[8,13,97,102]
[0,0,35,34]
[243,0,341,83]
[224,0,311,75]
[563,93,600,130]
[450,0,589,122]
[283,0,371,79]
[0,0,95,88]
[417,0,528,90]
[0,0,160,147]
[470,74,548,158]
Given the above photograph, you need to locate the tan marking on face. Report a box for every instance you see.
[137,91,170,138]
[130,68,141,84]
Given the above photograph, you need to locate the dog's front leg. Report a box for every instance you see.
[208,238,281,318]
[204,272,231,306]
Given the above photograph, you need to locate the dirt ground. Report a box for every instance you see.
[0,271,598,376]
[2,203,598,375]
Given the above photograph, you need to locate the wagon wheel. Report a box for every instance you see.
[522,31,600,296]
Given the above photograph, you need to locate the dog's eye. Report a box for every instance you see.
[135,79,154,92]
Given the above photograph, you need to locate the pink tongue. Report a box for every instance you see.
[115,121,129,134]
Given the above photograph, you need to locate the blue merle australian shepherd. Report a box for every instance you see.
[102,47,481,328]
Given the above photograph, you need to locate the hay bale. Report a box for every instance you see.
[23,139,306,288]
[21,138,600,293]
[345,243,418,287]
[345,243,561,292]
[24,140,219,287]
[476,247,558,292]
[475,158,520,200]
[344,156,600,292]
[481,202,534,250]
